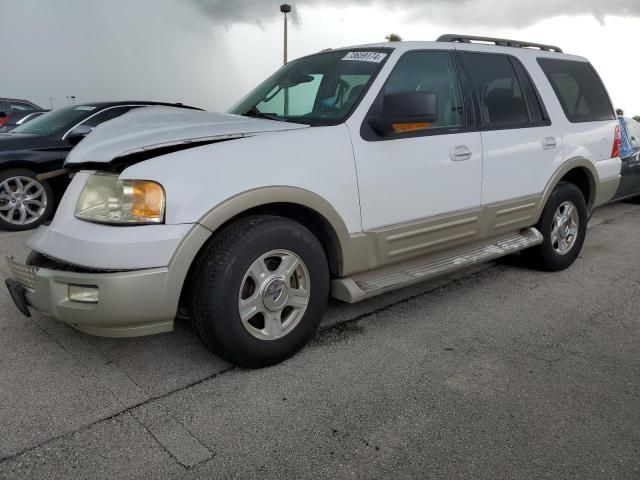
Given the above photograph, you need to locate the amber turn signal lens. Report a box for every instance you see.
[392,122,432,133]
[131,181,165,220]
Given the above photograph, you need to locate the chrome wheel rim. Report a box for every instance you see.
[0,176,47,226]
[551,201,579,255]
[238,249,310,341]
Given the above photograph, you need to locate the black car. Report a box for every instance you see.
[0,101,199,231]
[0,111,47,133]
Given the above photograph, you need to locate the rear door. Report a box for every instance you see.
[460,52,561,225]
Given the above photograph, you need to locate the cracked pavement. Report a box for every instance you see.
[0,202,639,479]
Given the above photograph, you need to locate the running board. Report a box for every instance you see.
[332,228,543,303]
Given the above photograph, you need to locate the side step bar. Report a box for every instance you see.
[332,228,543,303]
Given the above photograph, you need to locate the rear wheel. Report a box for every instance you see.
[523,182,588,271]
[0,169,54,231]
[190,215,330,368]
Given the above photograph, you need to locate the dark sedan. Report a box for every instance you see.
[0,101,199,231]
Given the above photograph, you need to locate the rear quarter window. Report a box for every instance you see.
[538,58,614,123]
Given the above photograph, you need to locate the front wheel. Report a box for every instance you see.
[523,182,588,271]
[0,169,54,231]
[190,215,330,368]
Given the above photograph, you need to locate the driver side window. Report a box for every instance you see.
[383,51,465,129]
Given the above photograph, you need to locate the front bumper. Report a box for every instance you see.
[5,223,212,338]
[6,256,175,337]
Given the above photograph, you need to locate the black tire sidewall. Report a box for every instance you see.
[537,183,588,271]
[0,168,54,231]
[196,217,329,368]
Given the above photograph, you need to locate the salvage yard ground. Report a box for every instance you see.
[0,202,639,479]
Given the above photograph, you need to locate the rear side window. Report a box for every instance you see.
[538,58,614,123]
[462,53,533,128]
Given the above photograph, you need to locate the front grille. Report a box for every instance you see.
[6,257,38,290]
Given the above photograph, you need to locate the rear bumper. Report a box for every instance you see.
[594,157,622,208]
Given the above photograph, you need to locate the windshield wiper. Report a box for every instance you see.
[244,106,288,122]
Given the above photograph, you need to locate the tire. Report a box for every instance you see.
[523,182,588,271]
[190,215,330,368]
[0,168,55,231]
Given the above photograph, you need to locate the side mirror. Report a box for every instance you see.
[369,91,438,136]
[66,124,94,146]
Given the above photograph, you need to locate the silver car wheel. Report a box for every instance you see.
[550,201,579,256]
[238,249,311,341]
[0,176,48,226]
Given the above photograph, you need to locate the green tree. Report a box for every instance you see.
[385,33,402,42]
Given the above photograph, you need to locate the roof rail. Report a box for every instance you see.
[437,34,563,53]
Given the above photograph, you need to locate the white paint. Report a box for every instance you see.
[30,40,620,271]
[27,172,193,270]
[65,107,308,165]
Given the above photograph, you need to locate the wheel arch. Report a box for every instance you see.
[173,187,365,313]
[535,159,598,223]
[197,187,363,278]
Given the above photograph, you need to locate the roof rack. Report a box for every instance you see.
[437,34,563,53]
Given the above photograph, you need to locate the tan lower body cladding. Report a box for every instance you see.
[345,194,542,273]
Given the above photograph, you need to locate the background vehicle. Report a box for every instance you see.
[0,97,41,112]
[0,101,200,231]
[611,116,640,201]
[6,35,621,368]
[0,110,47,133]
[0,98,42,131]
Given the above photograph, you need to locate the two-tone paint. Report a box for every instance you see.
[10,40,622,336]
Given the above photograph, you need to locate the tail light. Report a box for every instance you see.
[612,124,621,158]
[0,113,9,128]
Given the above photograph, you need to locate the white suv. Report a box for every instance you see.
[6,35,621,367]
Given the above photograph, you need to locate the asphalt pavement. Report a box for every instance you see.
[0,202,639,479]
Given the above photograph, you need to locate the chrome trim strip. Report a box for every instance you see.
[61,104,149,140]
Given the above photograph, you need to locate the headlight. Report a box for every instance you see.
[75,173,165,224]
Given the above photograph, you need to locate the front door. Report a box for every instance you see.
[348,49,483,264]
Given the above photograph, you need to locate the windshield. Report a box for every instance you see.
[229,49,390,125]
[12,105,97,135]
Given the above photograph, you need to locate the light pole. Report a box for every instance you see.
[280,4,291,116]
[280,4,291,65]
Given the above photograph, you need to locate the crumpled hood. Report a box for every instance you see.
[65,106,308,165]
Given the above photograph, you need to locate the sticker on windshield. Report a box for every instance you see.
[75,106,96,111]
[342,51,387,63]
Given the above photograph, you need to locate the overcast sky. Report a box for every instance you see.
[1,0,639,115]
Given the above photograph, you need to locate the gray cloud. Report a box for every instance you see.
[0,0,237,110]
[189,0,640,27]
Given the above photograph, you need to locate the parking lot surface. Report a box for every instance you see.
[0,202,639,479]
